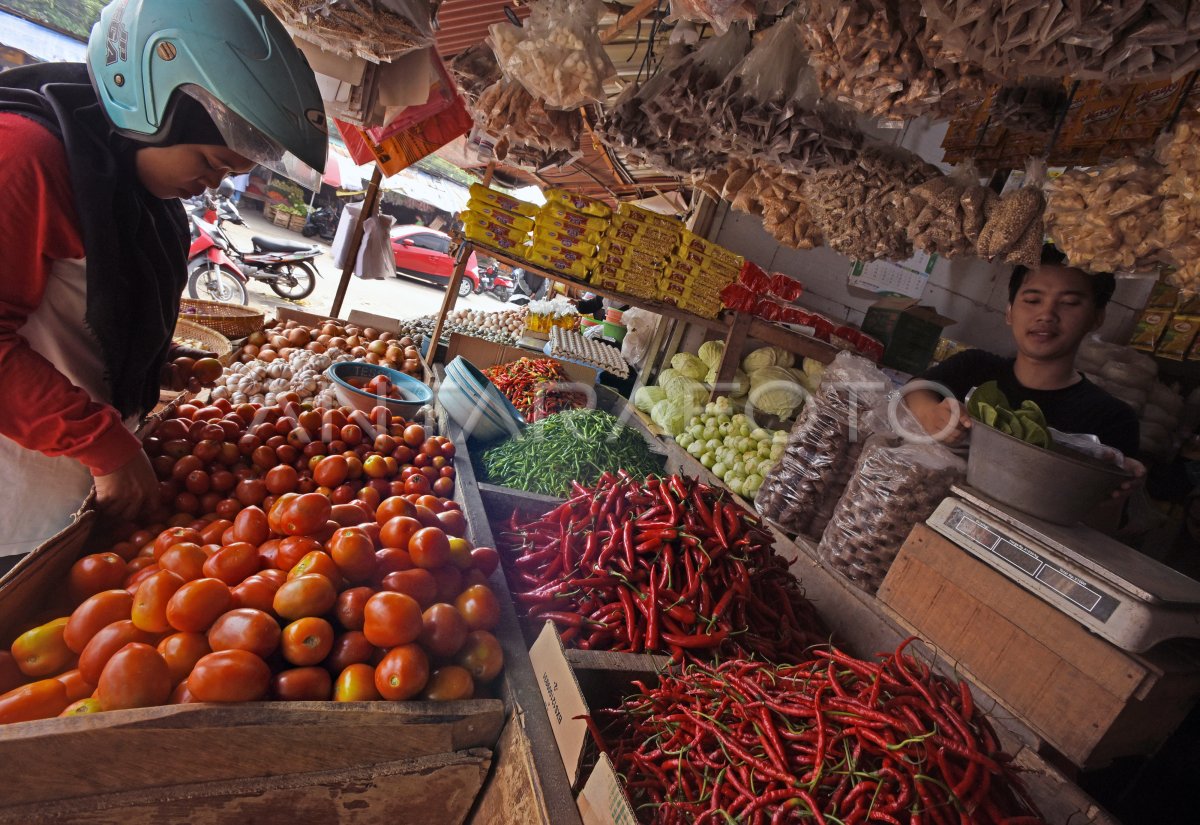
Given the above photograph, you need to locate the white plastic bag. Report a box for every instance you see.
[620,307,660,371]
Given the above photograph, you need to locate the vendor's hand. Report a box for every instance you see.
[94,451,160,522]
[1111,456,1147,501]
[909,396,972,445]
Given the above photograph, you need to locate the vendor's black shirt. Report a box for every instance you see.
[920,349,1140,458]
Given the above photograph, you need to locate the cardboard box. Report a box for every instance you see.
[860,298,956,374]
[878,524,1200,769]
[445,332,598,387]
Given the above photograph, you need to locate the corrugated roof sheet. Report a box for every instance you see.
[434,0,528,58]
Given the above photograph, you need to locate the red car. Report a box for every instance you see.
[389,226,479,297]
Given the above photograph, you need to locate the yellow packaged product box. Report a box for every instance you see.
[466,200,536,232]
[1157,316,1200,360]
[545,187,612,219]
[606,219,678,251]
[1130,309,1172,352]
[534,227,599,255]
[538,204,609,234]
[531,238,596,265]
[680,229,743,268]
[527,250,591,280]
[600,246,664,273]
[677,244,741,277]
[461,213,530,246]
[468,184,540,218]
[536,221,605,248]
[598,236,669,262]
[617,203,682,234]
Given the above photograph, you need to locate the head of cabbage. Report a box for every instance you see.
[747,366,807,419]
[697,339,725,369]
[670,352,708,381]
[633,385,666,413]
[651,398,690,436]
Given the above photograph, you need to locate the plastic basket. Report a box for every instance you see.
[173,318,232,361]
[179,298,264,340]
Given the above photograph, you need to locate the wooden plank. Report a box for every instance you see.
[711,310,752,400]
[468,712,556,825]
[0,702,504,809]
[0,750,491,825]
[600,0,659,44]
[747,317,840,365]
[448,415,584,825]
[330,166,383,319]
[429,245,470,352]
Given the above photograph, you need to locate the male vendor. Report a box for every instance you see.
[905,246,1144,491]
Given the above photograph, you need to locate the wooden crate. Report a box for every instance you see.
[877,524,1200,769]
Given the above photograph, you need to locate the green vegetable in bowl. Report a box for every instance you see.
[967,381,1050,447]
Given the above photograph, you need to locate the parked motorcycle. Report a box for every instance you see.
[301,204,338,241]
[187,195,322,304]
[477,263,514,302]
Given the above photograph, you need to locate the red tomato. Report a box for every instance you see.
[402,424,426,448]
[333,663,381,701]
[202,542,260,586]
[375,644,428,700]
[325,631,376,675]
[165,578,233,633]
[419,603,469,658]
[379,516,422,552]
[276,493,332,536]
[375,547,414,578]
[96,643,171,710]
[313,455,349,488]
[11,618,73,678]
[231,506,270,545]
[380,569,438,609]
[132,570,186,633]
[158,543,208,582]
[470,547,501,578]
[78,620,158,685]
[288,550,342,584]
[273,574,338,620]
[412,505,441,529]
[362,591,422,648]
[280,617,334,666]
[272,666,333,701]
[431,477,455,498]
[403,474,430,496]
[54,668,95,702]
[206,608,281,659]
[264,464,299,495]
[422,665,475,702]
[430,565,463,604]
[408,527,451,570]
[455,585,501,632]
[67,553,127,603]
[0,679,70,724]
[456,630,504,682]
[157,632,211,685]
[64,589,133,653]
[60,696,103,717]
[330,502,372,527]
[199,519,234,546]
[334,587,374,631]
[328,528,377,582]
[187,650,271,702]
[230,573,282,613]
[153,527,203,560]
[275,536,323,571]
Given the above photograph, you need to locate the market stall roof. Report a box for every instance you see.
[382,166,471,214]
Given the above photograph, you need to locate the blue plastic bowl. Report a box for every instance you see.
[326,361,433,418]
[439,356,525,442]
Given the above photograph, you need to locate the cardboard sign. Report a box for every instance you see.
[529,621,591,785]
[577,754,638,825]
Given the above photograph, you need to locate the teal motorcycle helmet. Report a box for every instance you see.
[86,0,328,188]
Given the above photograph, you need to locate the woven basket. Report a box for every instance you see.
[173,318,232,361]
[179,298,264,340]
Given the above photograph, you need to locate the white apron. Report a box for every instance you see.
[0,258,136,557]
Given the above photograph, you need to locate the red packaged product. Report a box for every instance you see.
[737,261,772,295]
[857,334,885,362]
[720,282,758,312]
[768,272,804,302]
[808,315,835,341]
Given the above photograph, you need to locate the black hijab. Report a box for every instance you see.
[0,62,191,419]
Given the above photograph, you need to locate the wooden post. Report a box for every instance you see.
[329,165,384,319]
[427,241,471,366]
[711,312,752,400]
[600,0,659,43]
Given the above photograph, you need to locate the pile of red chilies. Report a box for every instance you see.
[501,471,826,662]
[596,641,1046,825]
[484,357,587,422]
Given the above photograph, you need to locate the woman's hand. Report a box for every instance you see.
[94,451,160,522]
[903,389,972,445]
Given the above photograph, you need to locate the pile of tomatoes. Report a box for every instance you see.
[143,393,457,521]
[0,398,506,724]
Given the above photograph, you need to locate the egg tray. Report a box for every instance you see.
[549,326,629,379]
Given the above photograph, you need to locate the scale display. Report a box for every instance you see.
[944,506,1119,622]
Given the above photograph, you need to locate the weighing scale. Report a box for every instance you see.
[928,486,1200,652]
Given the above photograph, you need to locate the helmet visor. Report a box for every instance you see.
[180,85,325,191]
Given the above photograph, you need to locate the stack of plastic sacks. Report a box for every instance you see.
[528,188,612,279]
[461,183,538,256]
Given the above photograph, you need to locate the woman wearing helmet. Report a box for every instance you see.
[0,0,328,568]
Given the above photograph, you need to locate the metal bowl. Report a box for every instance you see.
[326,362,432,418]
[966,422,1133,525]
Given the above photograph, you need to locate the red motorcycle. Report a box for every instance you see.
[186,195,322,304]
[478,262,515,302]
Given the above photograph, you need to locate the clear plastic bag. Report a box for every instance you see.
[669,0,758,34]
[755,352,893,539]
[489,0,617,110]
[817,435,966,594]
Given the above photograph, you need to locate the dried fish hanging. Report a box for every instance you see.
[797,0,986,125]
[260,0,433,62]
[696,158,825,249]
[474,78,583,159]
[920,0,1200,82]
[901,164,999,258]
